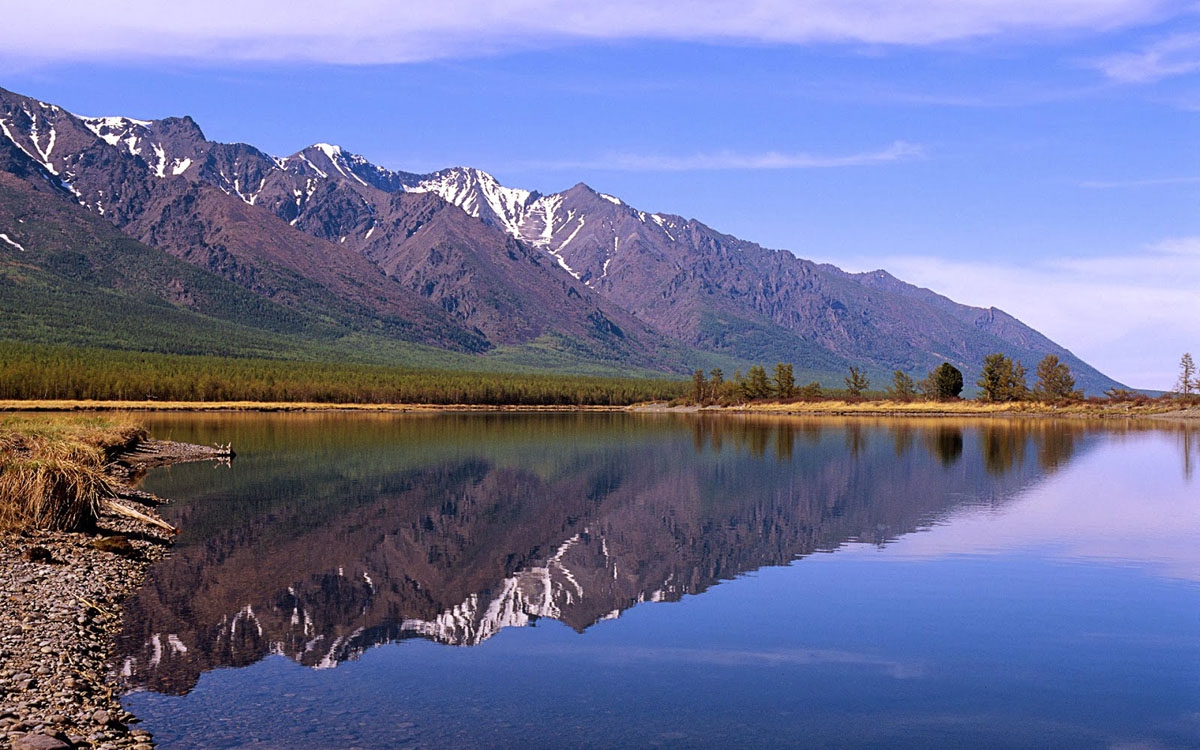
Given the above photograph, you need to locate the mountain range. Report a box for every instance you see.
[0,86,1122,392]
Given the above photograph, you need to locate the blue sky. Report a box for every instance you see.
[1,1,1197,389]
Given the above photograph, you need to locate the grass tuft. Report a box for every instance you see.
[0,415,145,532]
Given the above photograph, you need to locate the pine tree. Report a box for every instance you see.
[886,370,917,401]
[746,365,772,399]
[844,366,869,397]
[1034,354,1081,401]
[927,362,963,401]
[774,363,795,399]
[690,369,708,403]
[978,353,1029,402]
[708,368,728,402]
[1178,353,1196,396]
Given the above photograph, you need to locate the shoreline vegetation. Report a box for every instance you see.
[0,415,226,749]
[4,343,1198,418]
[0,398,1197,419]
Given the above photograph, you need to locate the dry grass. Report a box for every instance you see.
[0,456,115,531]
[734,399,1184,417]
[0,414,146,532]
[745,399,1020,414]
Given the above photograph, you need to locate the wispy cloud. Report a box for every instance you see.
[1080,175,1200,188]
[1092,31,1200,83]
[845,237,1200,390]
[524,141,924,172]
[0,1,1179,65]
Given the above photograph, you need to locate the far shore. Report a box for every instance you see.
[1,398,1197,420]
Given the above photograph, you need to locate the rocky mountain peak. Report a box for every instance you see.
[284,143,416,194]
[0,85,1125,392]
[404,166,538,237]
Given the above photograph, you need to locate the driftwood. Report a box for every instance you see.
[100,498,179,535]
[122,440,235,468]
[115,488,165,507]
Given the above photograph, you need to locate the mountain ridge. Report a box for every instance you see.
[0,85,1124,393]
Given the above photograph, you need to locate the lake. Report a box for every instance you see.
[118,413,1200,748]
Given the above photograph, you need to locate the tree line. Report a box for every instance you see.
[689,363,826,404]
[0,342,687,406]
[4,340,1192,407]
[686,353,1105,405]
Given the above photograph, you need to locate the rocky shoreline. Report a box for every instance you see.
[0,440,228,750]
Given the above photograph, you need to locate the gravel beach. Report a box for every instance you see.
[1,440,230,750]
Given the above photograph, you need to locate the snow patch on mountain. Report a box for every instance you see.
[404,167,534,238]
[26,113,56,172]
[297,152,328,179]
[556,214,586,252]
[0,233,27,252]
[151,143,167,178]
[0,117,40,166]
[310,143,369,187]
[0,109,63,176]
[313,142,342,161]
[80,116,152,148]
[518,193,562,248]
[80,116,168,172]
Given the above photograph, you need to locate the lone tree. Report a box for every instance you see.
[924,362,963,401]
[886,370,918,402]
[1033,354,1081,401]
[978,353,1029,402]
[774,362,796,399]
[844,366,869,397]
[1179,353,1196,396]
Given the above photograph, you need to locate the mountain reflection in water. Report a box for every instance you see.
[115,414,1145,696]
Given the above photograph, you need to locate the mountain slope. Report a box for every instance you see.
[0,85,1124,392]
[22,100,672,368]
[0,90,488,353]
[404,171,1122,392]
[0,159,473,364]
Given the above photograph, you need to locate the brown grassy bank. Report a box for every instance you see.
[0,414,146,531]
[645,398,1195,419]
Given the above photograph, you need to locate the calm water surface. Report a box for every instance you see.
[118,414,1200,748]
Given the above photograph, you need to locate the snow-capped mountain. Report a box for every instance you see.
[0,85,1124,391]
